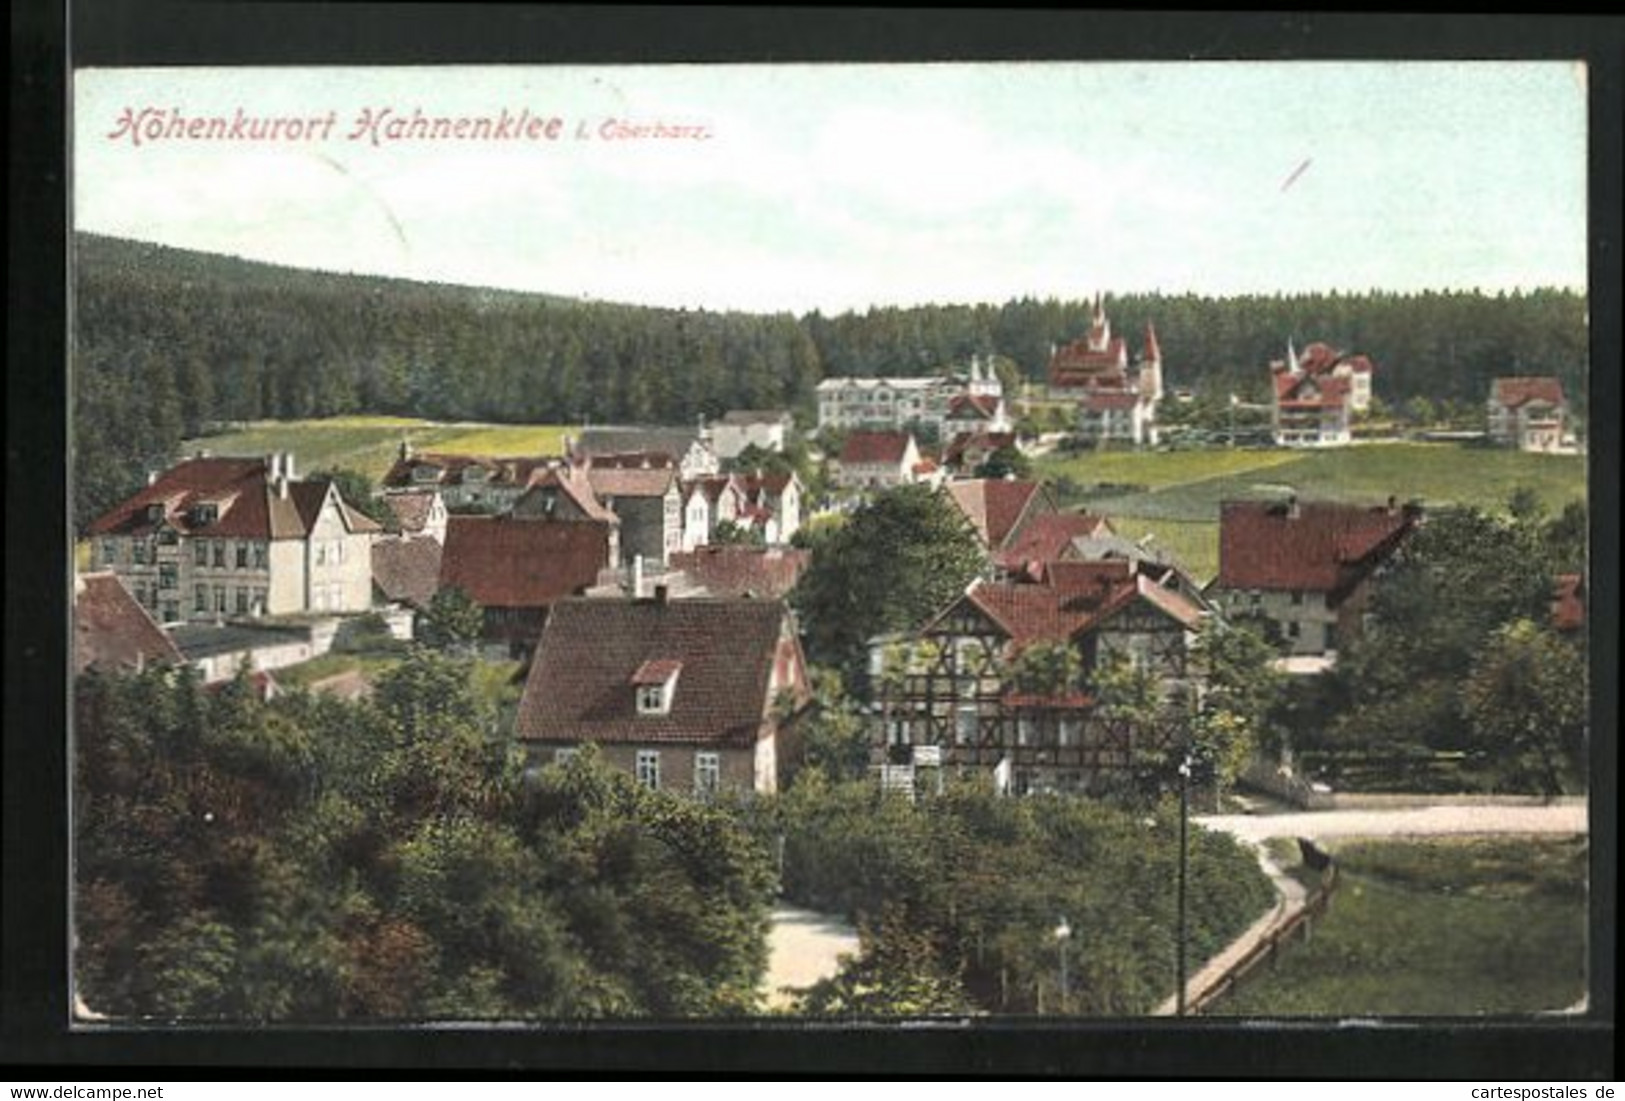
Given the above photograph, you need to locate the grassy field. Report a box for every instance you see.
[185,418,576,481]
[1212,836,1589,1017]
[1037,442,1586,583]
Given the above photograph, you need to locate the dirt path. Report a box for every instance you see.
[762,904,859,1011]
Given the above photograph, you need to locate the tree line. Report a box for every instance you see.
[74,232,1585,528]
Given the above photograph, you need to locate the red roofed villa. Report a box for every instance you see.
[515,594,812,795]
[1488,376,1571,453]
[836,430,922,490]
[1214,496,1421,665]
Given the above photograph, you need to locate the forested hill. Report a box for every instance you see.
[74,232,1586,528]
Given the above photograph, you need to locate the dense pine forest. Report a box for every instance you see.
[73,232,1586,529]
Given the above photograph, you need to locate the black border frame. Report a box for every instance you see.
[7,4,1618,1079]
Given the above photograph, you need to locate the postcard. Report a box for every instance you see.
[60,54,1601,1072]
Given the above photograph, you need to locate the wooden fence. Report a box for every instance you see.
[1187,861,1341,1015]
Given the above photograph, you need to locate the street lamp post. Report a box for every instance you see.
[1176,753,1193,1017]
[1055,917,1072,1015]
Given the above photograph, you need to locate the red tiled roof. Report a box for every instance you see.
[86,457,376,539]
[1049,336,1128,379]
[439,516,611,609]
[668,546,810,599]
[840,430,915,466]
[371,536,444,607]
[1491,377,1566,409]
[943,431,1017,468]
[1082,391,1141,412]
[945,479,1048,550]
[947,394,1002,420]
[381,453,555,491]
[586,465,677,499]
[586,451,680,471]
[516,597,802,748]
[521,467,618,522]
[382,491,439,534]
[1552,573,1584,632]
[1276,373,1351,408]
[995,512,1109,569]
[74,572,184,674]
[1297,342,1341,375]
[1218,499,1417,594]
[631,658,683,685]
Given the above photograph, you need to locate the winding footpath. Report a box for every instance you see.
[1151,799,1588,1016]
[762,903,860,1011]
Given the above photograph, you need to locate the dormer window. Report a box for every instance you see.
[411,464,441,483]
[632,659,681,716]
[190,502,220,527]
[145,504,166,523]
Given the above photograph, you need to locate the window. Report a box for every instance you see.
[637,685,666,714]
[1017,715,1036,747]
[101,540,118,566]
[133,541,148,565]
[235,542,249,569]
[194,541,208,566]
[161,601,178,624]
[158,564,177,590]
[1287,621,1301,640]
[1290,590,1304,606]
[252,542,267,569]
[553,747,578,767]
[235,588,249,615]
[214,586,227,613]
[956,705,978,745]
[315,542,327,567]
[1058,717,1082,748]
[635,750,661,790]
[194,585,208,613]
[253,589,267,615]
[886,718,911,746]
[213,541,225,567]
[695,752,721,797]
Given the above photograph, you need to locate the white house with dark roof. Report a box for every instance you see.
[516,593,812,795]
[86,453,380,625]
[1488,377,1570,452]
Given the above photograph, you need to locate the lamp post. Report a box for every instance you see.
[1054,916,1072,1015]
[1176,753,1193,1017]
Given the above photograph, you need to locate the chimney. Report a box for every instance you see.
[282,452,295,482]
[1287,494,1300,520]
[632,555,644,599]
[266,453,280,480]
[1387,494,1398,516]
[146,470,159,486]
[654,583,669,605]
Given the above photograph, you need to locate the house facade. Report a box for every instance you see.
[87,453,380,625]
[1048,297,1163,447]
[1488,377,1569,452]
[711,410,794,460]
[515,594,812,796]
[1212,497,1420,664]
[816,356,1004,437]
[1268,341,1376,447]
[835,431,922,490]
[572,427,721,480]
[874,559,1208,796]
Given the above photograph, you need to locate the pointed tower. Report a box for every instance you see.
[1087,293,1112,353]
[1139,322,1164,403]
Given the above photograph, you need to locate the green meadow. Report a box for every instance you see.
[1037,442,1587,582]
[1210,837,1589,1017]
[184,418,577,481]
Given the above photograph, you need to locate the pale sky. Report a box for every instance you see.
[73,62,1588,314]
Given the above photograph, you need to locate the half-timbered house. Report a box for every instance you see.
[873,558,1210,796]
